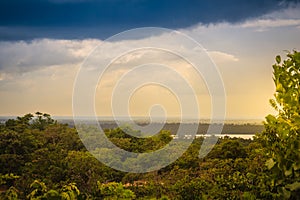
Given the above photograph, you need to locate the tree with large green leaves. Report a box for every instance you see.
[94,181,135,200]
[258,50,300,199]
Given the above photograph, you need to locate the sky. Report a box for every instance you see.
[0,0,300,120]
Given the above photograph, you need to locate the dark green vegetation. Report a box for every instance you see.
[0,51,299,199]
[0,114,267,200]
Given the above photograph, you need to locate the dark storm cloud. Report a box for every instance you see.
[0,0,299,40]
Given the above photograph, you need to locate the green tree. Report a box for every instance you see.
[5,113,33,133]
[95,182,135,200]
[258,50,300,199]
[207,138,247,159]
[64,151,115,193]
[26,180,48,199]
[0,186,19,200]
[172,176,209,200]
[31,112,56,131]
[60,183,80,200]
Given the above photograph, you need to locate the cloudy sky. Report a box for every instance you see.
[0,0,300,120]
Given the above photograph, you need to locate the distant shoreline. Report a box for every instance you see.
[0,115,263,125]
[0,116,263,139]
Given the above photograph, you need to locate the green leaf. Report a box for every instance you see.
[284,169,292,176]
[276,55,281,64]
[276,82,284,92]
[265,114,276,124]
[280,187,291,199]
[286,182,300,191]
[292,162,300,171]
[266,158,276,169]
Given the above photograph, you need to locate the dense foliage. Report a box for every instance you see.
[0,112,272,199]
[0,51,299,199]
[257,50,300,199]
